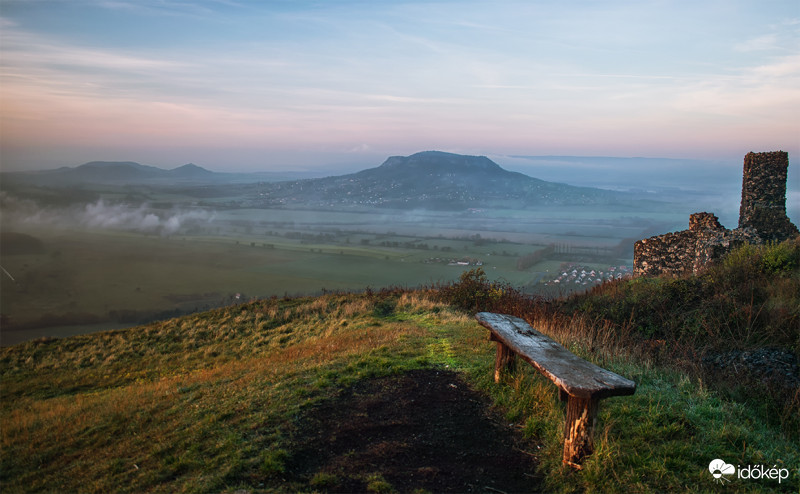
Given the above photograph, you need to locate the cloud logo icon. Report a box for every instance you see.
[709,459,736,483]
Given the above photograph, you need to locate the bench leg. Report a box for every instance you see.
[494,342,517,383]
[563,396,598,467]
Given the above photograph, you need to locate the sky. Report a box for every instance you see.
[1,0,799,173]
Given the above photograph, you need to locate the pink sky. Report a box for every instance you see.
[1,1,798,172]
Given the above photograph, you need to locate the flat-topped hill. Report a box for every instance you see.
[253,151,623,209]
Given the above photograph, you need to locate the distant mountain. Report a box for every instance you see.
[1,152,635,211]
[1,161,316,186]
[76,161,155,171]
[244,151,626,210]
[169,163,216,179]
[1,161,213,185]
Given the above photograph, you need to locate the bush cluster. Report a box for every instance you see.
[436,268,547,318]
[559,238,800,352]
[437,238,799,354]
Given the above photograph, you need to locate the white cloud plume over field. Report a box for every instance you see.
[0,193,215,236]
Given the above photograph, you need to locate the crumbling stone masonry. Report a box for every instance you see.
[738,151,799,241]
[633,151,798,277]
[633,212,758,277]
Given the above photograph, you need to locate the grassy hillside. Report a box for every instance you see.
[560,237,800,352]
[1,241,799,492]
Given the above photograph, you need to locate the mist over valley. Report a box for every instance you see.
[0,151,782,344]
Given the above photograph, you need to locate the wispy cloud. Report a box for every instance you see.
[735,34,780,52]
[93,0,233,18]
[735,15,799,53]
[0,22,195,102]
[751,54,800,77]
[669,56,800,124]
[1,1,799,170]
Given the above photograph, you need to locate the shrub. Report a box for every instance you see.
[372,297,398,318]
[558,238,800,352]
[437,268,546,318]
[761,239,800,274]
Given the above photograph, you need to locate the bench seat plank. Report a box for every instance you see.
[476,312,636,400]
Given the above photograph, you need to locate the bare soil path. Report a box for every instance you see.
[278,368,544,493]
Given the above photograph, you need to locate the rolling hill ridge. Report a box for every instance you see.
[1,161,314,186]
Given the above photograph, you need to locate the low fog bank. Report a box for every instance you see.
[81,200,215,235]
[494,155,800,230]
[496,155,745,194]
[0,192,216,236]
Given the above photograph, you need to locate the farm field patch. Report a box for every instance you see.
[1,202,671,344]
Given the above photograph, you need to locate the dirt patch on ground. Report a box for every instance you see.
[278,368,543,493]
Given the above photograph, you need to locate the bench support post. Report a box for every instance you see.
[477,312,635,468]
[493,341,517,383]
[563,396,599,467]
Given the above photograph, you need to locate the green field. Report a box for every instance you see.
[1,200,687,344]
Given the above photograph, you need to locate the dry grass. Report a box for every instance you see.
[2,252,798,492]
[0,290,474,492]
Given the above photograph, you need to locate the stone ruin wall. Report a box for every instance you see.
[633,213,757,277]
[739,151,799,241]
[633,151,799,277]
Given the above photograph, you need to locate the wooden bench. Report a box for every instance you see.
[475,312,636,467]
